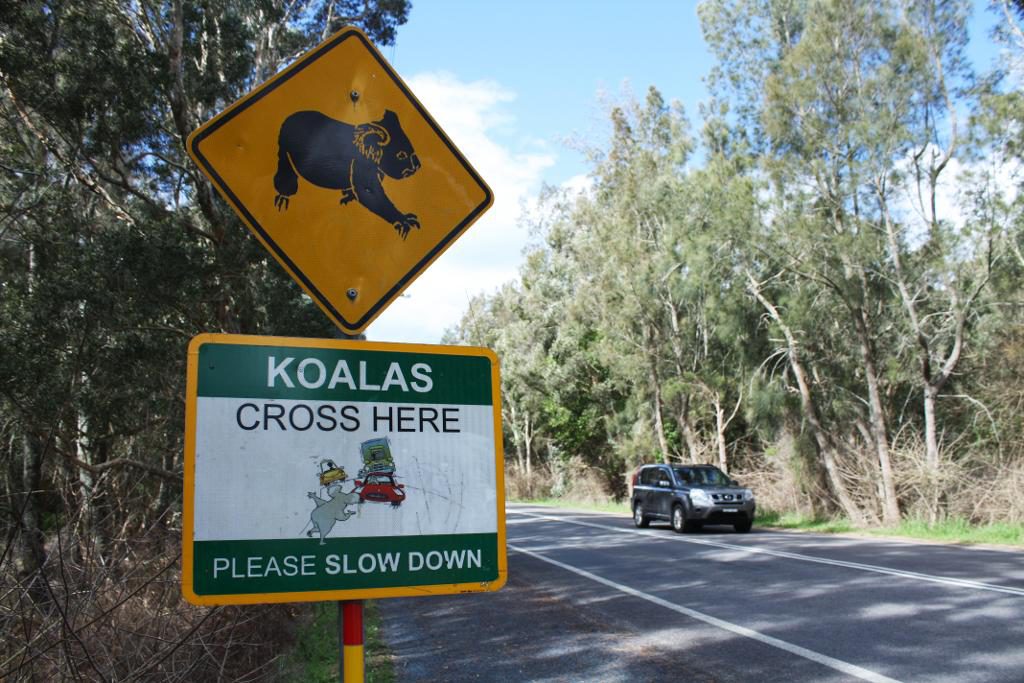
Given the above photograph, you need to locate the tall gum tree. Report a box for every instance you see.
[703,0,905,522]
[700,0,996,524]
[864,0,997,520]
[571,88,694,464]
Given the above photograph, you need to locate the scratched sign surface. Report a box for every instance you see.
[182,334,507,605]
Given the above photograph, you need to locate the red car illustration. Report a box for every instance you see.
[354,473,406,507]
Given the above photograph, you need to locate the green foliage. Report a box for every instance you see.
[0,0,410,503]
[453,0,1024,531]
[0,1,410,674]
[872,518,1024,546]
[756,509,856,533]
[280,601,395,683]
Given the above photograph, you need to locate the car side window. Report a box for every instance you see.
[640,467,657,486]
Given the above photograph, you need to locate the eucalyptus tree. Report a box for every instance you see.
[445,281,550,490]
[566,88,696,464]
[701,0,897,522]
[446,184,629,493]
[535,87,765,481]
[957,11,1024,480]
[700,0,1000,523]
[670,133,767,474]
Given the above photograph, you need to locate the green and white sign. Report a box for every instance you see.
[182,334,506,605]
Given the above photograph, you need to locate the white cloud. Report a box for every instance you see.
[561,173,592,196]
[367,72,555,344]
[891,145,965,238]
[892,144,1021,251]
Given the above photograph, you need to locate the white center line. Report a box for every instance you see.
[509,543,903,683]
[509,510,1024,597]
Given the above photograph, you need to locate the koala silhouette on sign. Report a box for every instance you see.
[273,109,422,239]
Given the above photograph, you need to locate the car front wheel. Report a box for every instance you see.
[734,518,753,533]
[674,504,702,533]
[633,503,650,528]
[671,505,686,533]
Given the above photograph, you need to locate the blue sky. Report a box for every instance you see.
[387,1,716,186]
[368,0,1002,344]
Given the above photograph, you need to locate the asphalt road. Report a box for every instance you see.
[379,504,1024,682]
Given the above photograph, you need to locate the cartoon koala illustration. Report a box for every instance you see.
[306,484,361,545]
[273,109,422,239]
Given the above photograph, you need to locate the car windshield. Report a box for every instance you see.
[673,466,732,486]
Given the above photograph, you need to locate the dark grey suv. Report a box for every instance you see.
[631,464,755,533]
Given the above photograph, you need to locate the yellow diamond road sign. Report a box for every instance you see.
[187,27,493,334]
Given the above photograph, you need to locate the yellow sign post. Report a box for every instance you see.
[187,28,493,334]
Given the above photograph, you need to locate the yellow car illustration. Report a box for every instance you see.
[319,459,347,487]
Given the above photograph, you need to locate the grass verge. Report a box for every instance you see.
[755,509,856,534]
[513,498,1023,547]
[513,497,630,515]
[280,600,395,682]
[757,510,1023,546]
[867,517,1024,546]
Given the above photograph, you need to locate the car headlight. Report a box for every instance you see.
[743,489,755,502]
[689,489,711,506]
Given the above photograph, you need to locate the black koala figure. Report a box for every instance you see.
[273,109,422,239]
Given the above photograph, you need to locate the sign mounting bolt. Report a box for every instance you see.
[347,288,358,301]
[350,90,360,103]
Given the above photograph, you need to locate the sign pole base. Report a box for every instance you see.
[339,600,364,682]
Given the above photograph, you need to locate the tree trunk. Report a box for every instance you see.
[923,385,940,471]
[75,412,107,559]
[9,433,48,600]
[665,298,700,462]
[650,363,671,464]
[854,320,901,525]
[524,412,534,498]
[505,401,525,474]
[714,398,729,473]
[644,324,671,464]
[712,390,740,474]
[678,393,701,463]
[748,274,866,525]
[154,443,178,526]
[923,384,943,523]
[854,418,884,523]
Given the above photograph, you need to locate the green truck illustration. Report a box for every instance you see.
[353,437,405,507]
[358,437,396,476]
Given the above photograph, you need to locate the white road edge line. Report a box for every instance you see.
[508,543,903,683]
[509,511,1024,597]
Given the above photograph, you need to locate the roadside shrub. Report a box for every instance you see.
[0,516,301,681]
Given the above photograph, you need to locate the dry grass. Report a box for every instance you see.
[887,434,1024,525]
[0,523,302,681]
[505,458,612,506]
